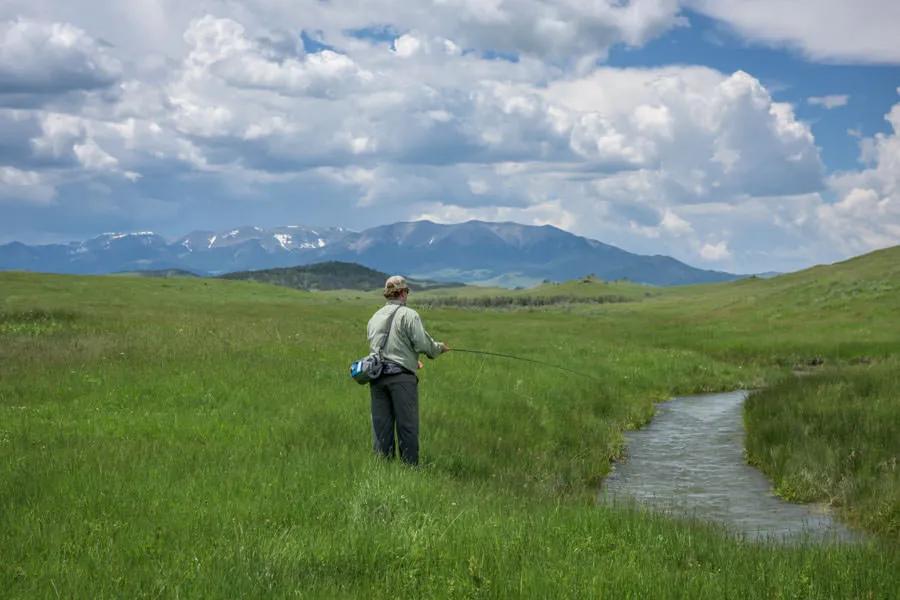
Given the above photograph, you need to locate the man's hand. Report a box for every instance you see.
[439,342,450,353]
[417,360,424,370]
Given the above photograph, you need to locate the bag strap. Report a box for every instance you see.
[378,305,403,355]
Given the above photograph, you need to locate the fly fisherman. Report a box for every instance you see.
[367,275,449,465]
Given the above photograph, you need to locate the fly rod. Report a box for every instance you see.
[450,348,601,382]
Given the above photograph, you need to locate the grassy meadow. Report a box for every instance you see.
[1,247,899,597]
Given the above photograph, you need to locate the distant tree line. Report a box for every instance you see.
[415,294,632,309]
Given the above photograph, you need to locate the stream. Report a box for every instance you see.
[600,390,860,542]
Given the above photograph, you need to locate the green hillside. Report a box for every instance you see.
[1,247,898,597]
[220,260,463,292]
[413,275,659,308]
[623,245,900,364]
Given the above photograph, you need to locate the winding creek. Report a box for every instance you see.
[600,390,860,543]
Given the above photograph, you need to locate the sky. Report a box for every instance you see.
[0,1,898,274]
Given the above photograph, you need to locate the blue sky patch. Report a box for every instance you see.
[344,24,400,44]
[300,30,336,53]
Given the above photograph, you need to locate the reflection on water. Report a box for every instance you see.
[601,390,859,542]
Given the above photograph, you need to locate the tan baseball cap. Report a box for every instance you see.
[383,275,409,297]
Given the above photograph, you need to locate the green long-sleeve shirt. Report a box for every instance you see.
[367,301,443,373]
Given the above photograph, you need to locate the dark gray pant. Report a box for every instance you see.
[370,373,419,465]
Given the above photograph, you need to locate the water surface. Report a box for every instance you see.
[601,390,859,542]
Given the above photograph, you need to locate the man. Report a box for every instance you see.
[366,275,449,465]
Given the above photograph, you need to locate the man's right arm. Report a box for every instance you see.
[406,311,446,359]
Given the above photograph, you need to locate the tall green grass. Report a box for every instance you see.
[745,363,900,540]
[1,256,899,597]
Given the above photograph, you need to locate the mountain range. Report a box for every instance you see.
[0,220,740,286]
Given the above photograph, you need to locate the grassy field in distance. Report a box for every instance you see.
[1,246,898,597]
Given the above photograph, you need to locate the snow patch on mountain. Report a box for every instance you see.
[274,233,292,249]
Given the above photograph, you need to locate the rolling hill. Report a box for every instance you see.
[219,261,463,291]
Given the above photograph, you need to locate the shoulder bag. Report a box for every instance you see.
[349,305,402,385]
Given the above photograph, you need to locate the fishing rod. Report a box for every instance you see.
[450,348,601,382]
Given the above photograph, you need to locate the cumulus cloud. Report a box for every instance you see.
[688,0,900,64]
[622,205,692,242]
[0,18,120,95]
[699,240,731,261]
[808,95,849,109]
[819,96,900,255]
[183,16,372,99]
[30,112,85,162]
[25,111,139,179]
[0,165,55,204]
[415,198,579,233]
[73,138,118,171]
[546,67,824,199]
[438,0,683,63]
[392,33,424,58]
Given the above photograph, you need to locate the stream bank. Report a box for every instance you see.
[600,390,860,542]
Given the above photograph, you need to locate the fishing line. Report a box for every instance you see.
[450,348,601,382]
